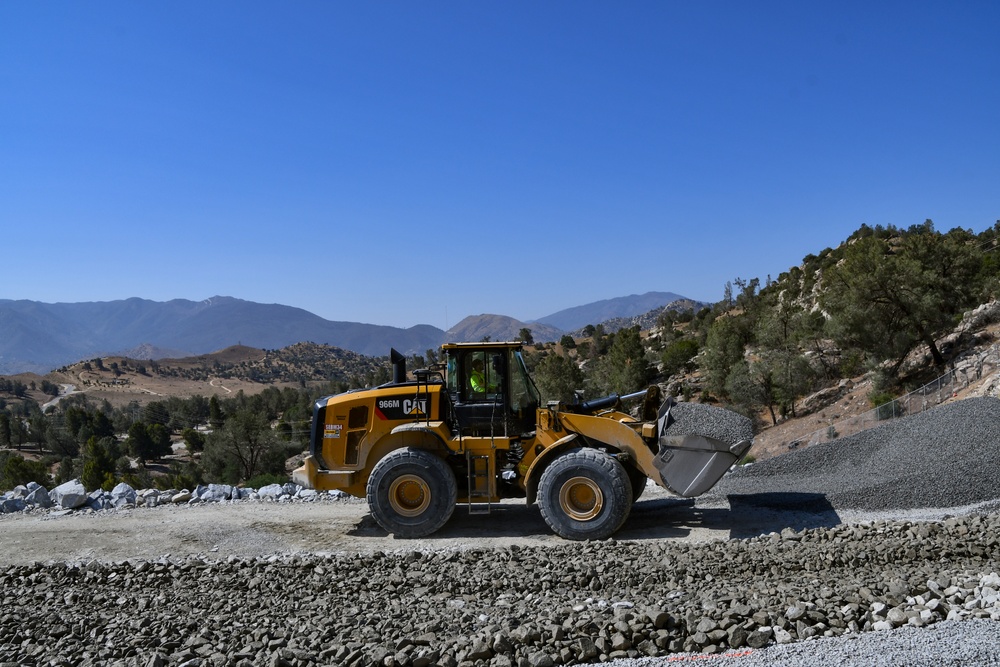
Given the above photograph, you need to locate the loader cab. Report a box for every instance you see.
[443,342,540,437]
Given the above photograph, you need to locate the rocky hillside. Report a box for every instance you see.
[534,291,692,331]
[446,314,563,344]
[574,298,707,335]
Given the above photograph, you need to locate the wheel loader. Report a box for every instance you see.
[292,342,752,540]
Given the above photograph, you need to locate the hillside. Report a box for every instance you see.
[533,291,690,331]
[17,342,389,409]
[445,314,563,344]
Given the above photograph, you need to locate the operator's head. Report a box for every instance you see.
[472,358,484,371]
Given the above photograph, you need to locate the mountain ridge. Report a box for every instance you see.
[0,292,696,374]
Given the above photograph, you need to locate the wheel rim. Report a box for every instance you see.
[388,474,431,517]
[559,476,604,521]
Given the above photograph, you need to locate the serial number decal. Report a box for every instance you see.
[323,424,343,439]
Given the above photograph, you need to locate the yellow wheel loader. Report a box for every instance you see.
[293,342,752,540]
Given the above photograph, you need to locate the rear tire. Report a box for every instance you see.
[537,448,632,540]
[366,448,457,538]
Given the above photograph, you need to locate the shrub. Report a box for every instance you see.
[1,454,53,490]
[869,391,903,421]
[661,339,699,376]
[245,472,289,489]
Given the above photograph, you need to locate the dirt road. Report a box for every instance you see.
[0,484,899,566]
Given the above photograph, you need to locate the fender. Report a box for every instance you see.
[334,422,453,497]
[524,433,579,505]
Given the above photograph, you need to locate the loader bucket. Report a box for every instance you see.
[651,399,753,497]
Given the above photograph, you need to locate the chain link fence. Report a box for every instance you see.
[802,344,1000,447]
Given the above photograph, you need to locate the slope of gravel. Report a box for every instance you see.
[713,396,1000,511]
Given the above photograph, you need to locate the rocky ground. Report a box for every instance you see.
[2,398,1000,666]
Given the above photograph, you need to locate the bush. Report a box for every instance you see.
[869,391,903,421]
[182,428,206,453]
[245,472,289,489]
[661,339,700,376]
[1,454,53,490]
[156,461,204,491]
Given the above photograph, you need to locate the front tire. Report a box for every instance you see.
[625,464,647,503]
[366,448,457,538]
[537,448,632,540]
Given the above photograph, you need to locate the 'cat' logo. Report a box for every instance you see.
[404,399,427,415]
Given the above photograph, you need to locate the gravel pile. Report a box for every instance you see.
[664,402,754,445]
[1,514,997,667]
[714,396,1000,511]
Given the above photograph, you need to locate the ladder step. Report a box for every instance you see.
[466,453,492,515]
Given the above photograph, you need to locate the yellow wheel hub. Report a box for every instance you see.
[559,476,603,521]
[388,474,431,517]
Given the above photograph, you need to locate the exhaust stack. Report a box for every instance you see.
[390,348,406,384]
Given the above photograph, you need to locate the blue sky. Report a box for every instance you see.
[2,2,998,330]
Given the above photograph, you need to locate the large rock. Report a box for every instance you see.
[1,497,27,513]
[86,488,110,511]
[206,483,234,501]
[258,484,284,499]
[51,479,88,509]
[111,482,137,507]
[25,482,52,509]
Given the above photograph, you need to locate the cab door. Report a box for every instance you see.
[447,348,510,436]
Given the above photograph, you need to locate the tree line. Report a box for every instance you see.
[0,382,349,493]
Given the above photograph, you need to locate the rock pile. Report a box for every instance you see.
[0,513,997,667]
[0,480,348,514]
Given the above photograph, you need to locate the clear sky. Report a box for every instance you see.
[2,2,998,330]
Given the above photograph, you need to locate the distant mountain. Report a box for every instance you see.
[445,315,564,344]
[0,291,703,375]
[532,291,691,331]
[0,297,444,374]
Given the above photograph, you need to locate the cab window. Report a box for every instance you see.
[509,349,540,413]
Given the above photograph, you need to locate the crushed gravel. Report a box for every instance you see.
[1,514,997,666]
[606,619,1000,667]
[664,401,754,445]
[713,396,1000,512]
